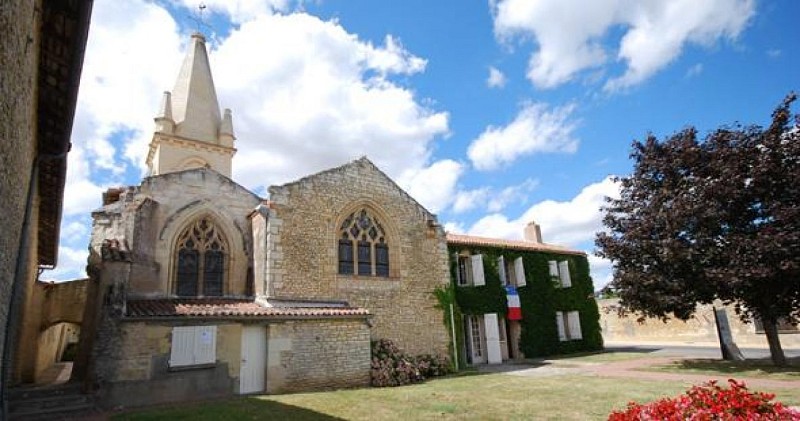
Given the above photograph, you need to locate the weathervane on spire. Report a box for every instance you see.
[188,3,212,36]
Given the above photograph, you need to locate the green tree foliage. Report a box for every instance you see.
[596,94,800,366]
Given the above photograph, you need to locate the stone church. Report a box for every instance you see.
[77,33,451,407]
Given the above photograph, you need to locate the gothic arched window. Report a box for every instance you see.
[338,208,389,277]
[174,217,228,296]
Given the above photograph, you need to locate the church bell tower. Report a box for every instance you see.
[146,33,236,178]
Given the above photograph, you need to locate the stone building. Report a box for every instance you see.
[448,223,603,366]
[78,33,451,408]
[0,0,92,415]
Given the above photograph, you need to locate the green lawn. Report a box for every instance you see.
[112,372,800,421]
[643,357,800,381]
[541,350,658,364]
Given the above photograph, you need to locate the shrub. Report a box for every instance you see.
[609,379,800,420]
[370,339,451,387]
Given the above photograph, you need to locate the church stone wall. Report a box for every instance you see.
[266,319,370,393]
[1,0,40,389]
[267,159,451,356]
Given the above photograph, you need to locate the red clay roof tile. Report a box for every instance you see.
[446,233,585,256]
[126,298,369,319]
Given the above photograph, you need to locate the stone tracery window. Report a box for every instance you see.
[175,217,228,296]
[338,208,389,277]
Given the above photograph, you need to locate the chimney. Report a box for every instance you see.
[524,221,543,243]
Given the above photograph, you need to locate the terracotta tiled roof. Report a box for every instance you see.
[126,298,369,320]
[446,233,586,256]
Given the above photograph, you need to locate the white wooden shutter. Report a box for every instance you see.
[548,260,559,281]
[454,253,462,285]
[567,311,582,340]
[514,257,526,287]
[555,312,567,342]
[170,326,196,367]
[194,326,217,365]
[497,256,507,285]
[483,313,502,364]
[471,254,485,286]
[559,261,572,287]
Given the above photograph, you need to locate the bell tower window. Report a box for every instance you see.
[338,209,389,277]
[175,217,228,296]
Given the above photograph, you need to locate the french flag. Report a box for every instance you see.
[506,286,522,320]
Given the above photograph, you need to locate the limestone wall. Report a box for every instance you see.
[0,0,40,389]
[267,319,370,393]
[266,158,451,356]
[599,299,800,348]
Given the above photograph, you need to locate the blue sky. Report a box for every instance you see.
[50,0,799,289]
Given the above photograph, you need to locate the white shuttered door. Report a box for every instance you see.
[484,313,502,364]
[170,327,195,367]
[240,325,267,394]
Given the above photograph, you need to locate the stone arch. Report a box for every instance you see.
[334,200,401,278]
[178,156,209,171]
[157,205,248,296]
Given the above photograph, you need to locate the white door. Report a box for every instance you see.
[466,315,486,364]
[240,325,266,394]
[484,313,503,364]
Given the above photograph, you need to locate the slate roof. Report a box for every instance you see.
[446,233,586,256]
[125,298,370,320]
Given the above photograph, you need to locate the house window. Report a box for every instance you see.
[169,326,217,367]
[455,254,485,286]
[556,311,582,341]
[175,217,228,296]
[498,256,527,287]
[338,209,389,277]
[549,260,572,288]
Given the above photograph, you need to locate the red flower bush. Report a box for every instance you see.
[609,379,800,420]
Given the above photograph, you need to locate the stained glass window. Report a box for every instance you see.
[175,217,228,296]
[338,208,389,277]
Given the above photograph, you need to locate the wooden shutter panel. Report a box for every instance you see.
[471,254,485,286]
[568,311,582,340]
[559,261,572,287]
[170,326,195,367]
[555,312,566,341]
[514,257,526,287]
[483,313,502,364]
[497,256,507,285]
[548,260,559,280]
[194,326,217,365]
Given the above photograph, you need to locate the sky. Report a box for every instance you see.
[48,0,799,289]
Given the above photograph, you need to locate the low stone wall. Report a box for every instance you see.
[599,299,800,349]
[267,319,371,393]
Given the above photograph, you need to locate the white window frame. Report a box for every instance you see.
[549,260,572,288]
[556,311,582,342]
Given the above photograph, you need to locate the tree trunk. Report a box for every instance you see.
[762,317,786,367]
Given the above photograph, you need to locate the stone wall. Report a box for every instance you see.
[599,298,800,348]
[267,319,370,393]
[266,158,451,356]
[91,169,261,297]
[0,0,40,391]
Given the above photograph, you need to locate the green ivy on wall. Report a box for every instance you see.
[447,246,603,361]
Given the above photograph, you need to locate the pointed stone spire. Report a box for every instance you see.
[170,32,222,143]
[154,91,174,134]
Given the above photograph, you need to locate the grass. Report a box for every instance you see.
[644,357,800,381]
[540,350,658,364]
[111,371,800,421]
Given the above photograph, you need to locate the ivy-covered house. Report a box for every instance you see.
[446,222,602,366]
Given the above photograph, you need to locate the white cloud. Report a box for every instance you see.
[211,13,449,191]
[397,160,463,214]
[487,66,507,88]
[42,246,89,282]
[453,178,538,213]
[685,63,703,78]
[467,177,620,247]
[467,102,578,171]
[587,254,613,289]
[491,0,755,90]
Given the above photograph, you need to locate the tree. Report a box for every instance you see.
[596,94,800,366]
